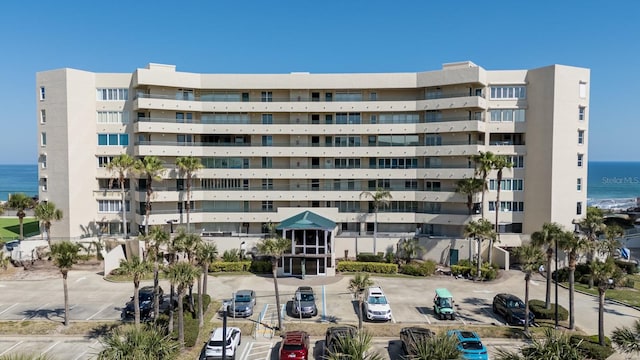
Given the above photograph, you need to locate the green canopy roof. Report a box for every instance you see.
[276,211,337,230]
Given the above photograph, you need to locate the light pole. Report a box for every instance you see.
[166,219,177,234]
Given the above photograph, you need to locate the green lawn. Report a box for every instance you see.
[0,217,40,241]
[570,281,640,307]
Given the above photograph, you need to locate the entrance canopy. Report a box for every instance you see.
[276,211,336,230]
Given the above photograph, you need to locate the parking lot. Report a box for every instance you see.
[0,336,100,360]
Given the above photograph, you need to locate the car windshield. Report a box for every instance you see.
[461,341,484,350]
[439,298,452,307]
[139,293,153,301]
[235,295,251,302]
[299,293,314,301]
[368,296,387,305]
[283,344,304,351]
[507,300,525,308]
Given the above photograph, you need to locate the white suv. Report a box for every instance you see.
[364,286,392,321]
[206,327,241,360]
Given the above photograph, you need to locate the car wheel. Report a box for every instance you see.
[507,315,513,325]
[239,335,242,345]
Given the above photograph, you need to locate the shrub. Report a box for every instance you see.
[451,265,472,277]
[399,260,437,276]
[222,249,241,262]
[528,299,568,320]
[356,252,385,263]
[249,260,272,273]
[336,261,398,274]
[615,260,638,275]
[482,266,497,281]
[457,259,472,267]
[209,261,251,272]
[570,335,614,360]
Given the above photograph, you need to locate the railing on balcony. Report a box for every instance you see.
[424,140,482,147]
[135,184,459,192]
[134,207,471,216]
[424,115,484,123]
[134,116,486,125]
[135,140,482,148]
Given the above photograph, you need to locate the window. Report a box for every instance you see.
[41,132,47,146]
[262,136,273,146]
[509,155,525,168]
[579,82,587,99]
[261,114,273,124]
[577,153,584,167]
[40,110,46,123]
[41,178,47,191]
[578,130,585,144]
[262,179,273,190]
[262,201,273,211]
[175,112,193,123]
[98,133,128,146]
[578,106,586,121]
[311,92,320,102]
[261,91,273,102]
[577,201,583,215]
[96,88,128,101]
[97,111,129,124]
[41,155,47,169]
[98,156,114,167]
[577,178,582,191]
[490,109,525,122]
[488,201,524,212]
[489,86,526,99]
[325,115,333,124]
[39,87,46,100]
[261,157,272,168]
[370,92,377,101]
[335,92,362,101]
[489,179,523,191]
[336,113,361,124]
[99,200,130,213]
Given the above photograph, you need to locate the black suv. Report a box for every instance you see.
[400,327,434,356]
[492,293,534,326]
[124,286,164,320]
[324,325,357,356]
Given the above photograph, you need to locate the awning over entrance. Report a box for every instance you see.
[276,210,336,230]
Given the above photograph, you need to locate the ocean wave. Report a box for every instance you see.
[587,197,639,210]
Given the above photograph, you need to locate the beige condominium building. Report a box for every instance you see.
[36,61,589,275]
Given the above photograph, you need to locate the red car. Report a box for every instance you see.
[279,331,310,360]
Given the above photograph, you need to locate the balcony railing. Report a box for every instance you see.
[135,116,486,125]
[425,115,484,123]
[135,207,470,216]
[424,140,482,146]
[135,185,459,192]
[135,140,481,148]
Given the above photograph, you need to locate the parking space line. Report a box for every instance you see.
[42,341,60,354]
[0,303,18,316]
[239,341,253,360]
[391,314,396,324]
[22,303,49,321]
[73,340,100,360]
[0,340,23,356]
[86,303,112,320]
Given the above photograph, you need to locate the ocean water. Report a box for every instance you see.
[0,162,638,209]
[0,164,39,202]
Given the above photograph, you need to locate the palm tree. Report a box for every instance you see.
[348,272,374,330]
[455,177,484,215]
[602,224,624,258]
[106,154,136,239]
[558,230,588,330]
[325,330,383,360]
[8,193,35,241]
[173,228,203,311]
[578,206,605,288]
[590,257,618,346]
[530,222,564,310]
[612,319,640,358]
[118,255,153,328]
[256,235,290,331]
[495,328,583,360]
[360,187,392,254]
[197,242,218,327]
[165,261,200,348]
[489,155,512,263]
[512,243,544,334]
[463,218,496,280]
[50,241,80,326]
[97,323,179,360]
[405,332,463,360]
[34,202,63,246]
[472,151,495,219]
[134,156,165,236]
[146,226,169,323]
[175,156,203,233]
[397,238,424,264]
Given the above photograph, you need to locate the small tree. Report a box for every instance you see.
[591,257,618,346]
[360,188,392,254]
[558,230,588,330]
[197,242,218,327]
[472,151,495,219]
[118,256,152,328]
[97,323,179,360]
[455,177,484,215]
[397,238,424,264]
[495,328,583,360]
[406,332,463,360]
[612,319,640,358]
[34,202,63,246]
[348,272,374,330]
[175,156,203,234]
[490,155,512,263]
[146,226,169,323]
[8,193,35,241]
[165,262,200,348]
[256,236,290,331]
[513,243,544,334]
[325,330,383,360]
[134,156,165,236]
[531,222,564,310]
[50,241,80,326]
[463,218,495,280]
[106,154,136,239]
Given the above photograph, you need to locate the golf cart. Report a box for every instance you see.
[433,288,455,320]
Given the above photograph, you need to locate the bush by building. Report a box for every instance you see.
[356,252,385,263]
[570,334,614,360]
[337,261,398,274]
[528,299,568,320]
[399,260,437,276]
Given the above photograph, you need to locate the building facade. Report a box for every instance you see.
[36,61,589,252]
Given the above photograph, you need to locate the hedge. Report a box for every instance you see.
[570,335,614,360]
[452,264,497,281]
[400,260,437,276]
[249,260,272,274]
[528,299,568,320]
[337,261,398,274]
[356,253,385,263]
[209,261,252,272]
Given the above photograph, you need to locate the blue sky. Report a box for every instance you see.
[0,1,637,164]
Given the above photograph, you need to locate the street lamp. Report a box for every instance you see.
[166,219,177,234]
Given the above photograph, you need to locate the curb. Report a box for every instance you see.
[555,279,640,312]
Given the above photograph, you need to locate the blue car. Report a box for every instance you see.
[447,330,489,360]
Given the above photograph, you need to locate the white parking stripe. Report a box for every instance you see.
[0,341,23,356]
[73,340,100,360]
[239,341,253,360]
[86,303,112,320]
[0,303,18,316]
[41,341,60,354]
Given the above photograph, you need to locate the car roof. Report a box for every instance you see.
[296,286,314,293]
[496,293,522,301]
[367,286,385,295]
[210,327,241,340]
[236,289,254,296]
[326,325,357,336]
[282,331,308,345]
[449,330,481,341]
[435,288,453,298]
